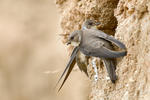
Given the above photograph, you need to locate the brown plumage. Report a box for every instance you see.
[56,20,127,91]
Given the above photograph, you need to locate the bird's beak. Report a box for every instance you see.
[67,41,71,45]
[95,22,101,26]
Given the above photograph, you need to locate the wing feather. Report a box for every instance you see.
[85,29,126,49]
[55,47,79,91]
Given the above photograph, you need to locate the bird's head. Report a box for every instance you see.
[82,19,100,30]
[67,30,82,46]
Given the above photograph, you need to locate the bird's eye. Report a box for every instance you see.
[70,37,74,40]
[89,22,93,25]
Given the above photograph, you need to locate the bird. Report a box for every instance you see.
[56,20,127,91]
[82,19,101,30]
[67,22,127,83]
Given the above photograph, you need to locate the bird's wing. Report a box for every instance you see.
[76,51,89,76]
[58,56,76,92]
[55,47,79,91]
[87,29,126,49]
[106,35,126,49]
[90,44,127,58]
[102,58,117,83]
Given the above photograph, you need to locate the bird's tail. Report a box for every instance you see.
[102,58,117,83]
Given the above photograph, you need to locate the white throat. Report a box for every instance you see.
[71,41,80,46]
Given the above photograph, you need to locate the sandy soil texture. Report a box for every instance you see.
[56,0,150,100]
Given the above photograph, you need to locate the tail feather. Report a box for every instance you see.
[102,58,117,83]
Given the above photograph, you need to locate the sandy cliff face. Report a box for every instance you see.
[56,0,119,43]
[56,0,150,100]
